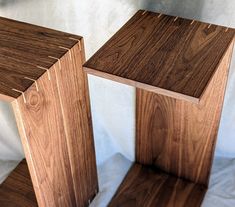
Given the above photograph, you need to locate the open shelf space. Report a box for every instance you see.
[0,159,37,207]
[108,163,206,207]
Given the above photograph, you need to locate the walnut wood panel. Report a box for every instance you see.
[0,17,97,206]
[109,163,206,207]
[0,159,38,207]
[136,40,234,186]
[53,43,98,204]
[12,42,98,207]
[83,9,235,206]
[84,10,235,103]
[0,16,81,48]
[0,16,82,99]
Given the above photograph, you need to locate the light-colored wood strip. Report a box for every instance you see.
[0,93,15,102]
[84,67,200,104]
[12,97,44,206]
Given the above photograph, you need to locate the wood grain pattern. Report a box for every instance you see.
[109,163,206,207]
[0,16,81,99]
[12,41,98,207]
[0,159,38,207]
[53,43,98,205]
[0,17,97,207]
[83,10,235,206]
[0,16,81,47]
[84,10,235,103]
[136,40,234,186]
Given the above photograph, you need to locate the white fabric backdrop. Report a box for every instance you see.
[0,0,234,206]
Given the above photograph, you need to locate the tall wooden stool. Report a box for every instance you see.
[84,10,235,206]
[0,17,98,207]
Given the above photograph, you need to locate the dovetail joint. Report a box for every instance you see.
[24,77,39,92]
[78,41,82,51]
[12,88,26,103]
[190,20,195,25]
[66,37,82,51]
[142,10,147,15]
[69,37,80,42]
[48,56,62,70]
[59,46,72,60]
[37,66,51,80]
[59,46,70,51]
[174,17,178,22]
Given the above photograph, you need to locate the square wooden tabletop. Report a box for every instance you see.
[84,10,235,103]
[0,16,81,99]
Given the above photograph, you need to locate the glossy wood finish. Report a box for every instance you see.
[136,41,234,186]
[84,10,235,103]
[0,160,38,207]
[109,163,206,207]
[0,17,98,207]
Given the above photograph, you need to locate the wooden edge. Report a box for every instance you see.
[201,36,235,185]
[0,34,83,103]
[198,36,235,102]
[80,38,86,64]
[0,93,16,102]
[84,67,200,104]
[52,42,99,205]
[11,98,42,204]
[138,10,235,30]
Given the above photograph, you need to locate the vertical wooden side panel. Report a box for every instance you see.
[12,42,98,207]
[136,41,234,185]
[54,42,98,205]
[12,68,76,207]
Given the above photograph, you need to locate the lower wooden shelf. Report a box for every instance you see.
[0,160,206,207]
[108,163,207,207]
[0,159,38,207]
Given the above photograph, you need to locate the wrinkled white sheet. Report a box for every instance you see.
[91,153,235,207]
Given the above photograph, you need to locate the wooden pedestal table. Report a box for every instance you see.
[0,17,98,207]
[84,10,235,206]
